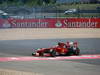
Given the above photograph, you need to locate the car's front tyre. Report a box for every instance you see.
[39,52,44,56]
[32,53,36,56]
[50,50,56,57]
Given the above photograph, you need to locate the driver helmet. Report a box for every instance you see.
[58,42,65,46]
[58,42,62,46]
[69,42,73,46]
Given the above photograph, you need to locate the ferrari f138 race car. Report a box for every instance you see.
[32,41,80,57]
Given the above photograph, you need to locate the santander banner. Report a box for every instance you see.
[0,18,100,28]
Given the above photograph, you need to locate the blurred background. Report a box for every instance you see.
[0,0,100,19]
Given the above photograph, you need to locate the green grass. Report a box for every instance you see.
[79,13,100,17]
[57,4,100,10]
[59,13,100,18]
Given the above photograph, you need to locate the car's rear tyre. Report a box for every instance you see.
[66,47,74,56]
[67,52,74,56]
[74,47,80,55]
[74,50,80,55]
[75,51,80,55]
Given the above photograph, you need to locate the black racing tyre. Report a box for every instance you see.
[75,52,80,55]
[68,52,74,56]
[39,52,44,56]
[50,50,56,57]
[32,53,36,56]
[66,47,74,56]
[74,47,80,55]
[74,50,80,55]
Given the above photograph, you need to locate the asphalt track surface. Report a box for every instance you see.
[0,38,100,75]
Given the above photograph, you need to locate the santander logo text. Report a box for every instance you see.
[63,19,98,28]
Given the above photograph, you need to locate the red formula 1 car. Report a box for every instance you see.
[32,41,80,57]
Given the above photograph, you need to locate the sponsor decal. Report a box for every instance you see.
[11,19,48,28]
[63,19,98,28]
[0,18,100,28]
